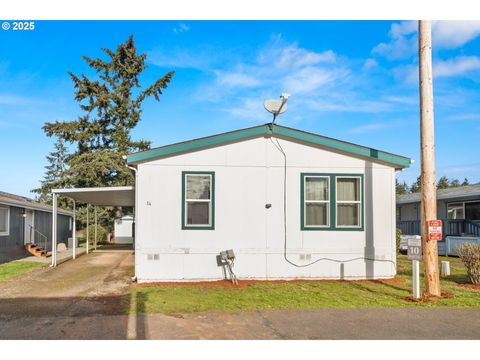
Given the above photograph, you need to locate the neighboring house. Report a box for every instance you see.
[114,215,134,244]
[396,184,480,254]
[125,123,411,282]
[0,191,73,263]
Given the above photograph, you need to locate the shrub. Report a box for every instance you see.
[396,228,402,254]
[458,243,480,285]
[87,224,107,244]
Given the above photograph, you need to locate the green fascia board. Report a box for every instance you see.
[127,123,412,169]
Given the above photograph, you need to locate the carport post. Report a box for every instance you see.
[51,193,58,267]
[72,200,76,260]
[86,204,89,254]
[94,206,97,251]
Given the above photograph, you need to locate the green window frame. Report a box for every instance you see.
[301,173,364,231]
[182,171,215,230]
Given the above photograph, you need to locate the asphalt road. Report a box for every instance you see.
[1,251,479,340]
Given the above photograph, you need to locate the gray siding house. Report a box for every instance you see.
[0,191,72,263]
[396,184,480,253]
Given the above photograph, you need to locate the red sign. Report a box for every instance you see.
[428,220,443,241]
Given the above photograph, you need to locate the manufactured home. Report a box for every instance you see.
[397,184,480,254]
[0,191,73,263]
[122,124,411,282]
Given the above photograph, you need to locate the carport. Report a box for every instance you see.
[51,186,135,267]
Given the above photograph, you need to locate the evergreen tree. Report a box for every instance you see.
[36,36,174,228]
[450,178,461,187]
[410,175,422,193]
[32,138,69,205]
[42,35,174,189]
[396,179,408,195]
[437,176,449,189]
[462,178,470,186]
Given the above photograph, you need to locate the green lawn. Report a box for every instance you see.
[127,255,480,315]
[0,261,45,282]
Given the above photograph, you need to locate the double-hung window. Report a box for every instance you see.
[303,176,330,228]
[0,206,9,236]
[182,172,215,230]
[301,173,363,231]
[336,176,362,228]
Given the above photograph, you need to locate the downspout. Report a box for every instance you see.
[124,156,138,282]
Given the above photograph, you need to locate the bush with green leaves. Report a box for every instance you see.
[458,243,480,285]
[84,224,107,244]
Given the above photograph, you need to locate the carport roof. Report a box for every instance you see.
[52,186,135,206]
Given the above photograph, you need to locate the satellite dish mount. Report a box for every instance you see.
[264,93,290,125]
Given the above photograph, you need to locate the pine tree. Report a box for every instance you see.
[32,138,69,205]
[395,179,408,195]
[449,178,461,187]
[437,176,449,189]
[36,36,174,228]
[410,175,422,193]
[462,178,470,186]
[42,35,174,189]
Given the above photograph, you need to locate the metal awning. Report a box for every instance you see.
[52,186,135,206]
[49,186,136,267]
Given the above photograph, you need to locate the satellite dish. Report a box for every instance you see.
[264,99,288,115]
[264,93,290,124]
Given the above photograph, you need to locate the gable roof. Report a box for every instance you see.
[0,191,72,216]
[127,123,412,169]
[397,183,480,205]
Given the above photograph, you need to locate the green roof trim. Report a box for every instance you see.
[127,123,412,169]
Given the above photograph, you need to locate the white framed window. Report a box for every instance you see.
[303,176,330,228]
[447,202,465,220]
[182,172,215,229]
[336,176,362,228]
[0,206,10,236]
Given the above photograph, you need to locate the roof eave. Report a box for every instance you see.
[127,123,412,169]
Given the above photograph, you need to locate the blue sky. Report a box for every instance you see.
[1,20,480,197]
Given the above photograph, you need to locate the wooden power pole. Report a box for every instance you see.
[418,20,441,297]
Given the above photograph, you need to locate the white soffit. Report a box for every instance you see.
[52,186,135,206]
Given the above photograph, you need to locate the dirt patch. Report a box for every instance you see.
[133,277,405,289]
[457,283,480,291]
[402,291,454,303]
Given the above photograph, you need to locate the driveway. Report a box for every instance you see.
[1,252,480,340]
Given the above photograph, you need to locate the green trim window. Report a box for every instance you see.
[0,206,9,236]
[301,173,364,231]
[182,171,215,230]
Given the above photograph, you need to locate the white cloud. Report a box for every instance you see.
[373,21,480,61]
[349,120,405,134]
[433,21,480,48]
[215,71,261,88]
[448,113,480,122]
[173,23,190,34]
[282,66,349,94]
[434,56,480,78]
[362,58,378,70]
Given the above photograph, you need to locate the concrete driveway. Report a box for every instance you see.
[1,251,480,340]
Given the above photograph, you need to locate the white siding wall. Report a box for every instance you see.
[136,136,397,282]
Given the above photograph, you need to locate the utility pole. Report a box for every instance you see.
[418,20,441,297]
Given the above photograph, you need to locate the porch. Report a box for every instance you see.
[397,219,480,238]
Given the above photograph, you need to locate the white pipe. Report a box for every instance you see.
[94,206,97,251]
[127,163,138,277]
[73,200,76,260]
[86,204,89,255]
[51,193,57,267]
